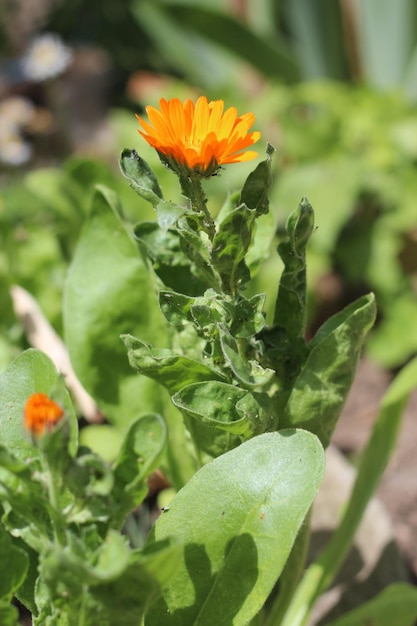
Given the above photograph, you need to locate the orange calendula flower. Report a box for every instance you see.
[24,392,64,437]
[136,96,261,177]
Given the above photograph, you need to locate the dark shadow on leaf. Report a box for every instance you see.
[146,533,258,626]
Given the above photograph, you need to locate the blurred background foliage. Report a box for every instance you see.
[1,0,417,429]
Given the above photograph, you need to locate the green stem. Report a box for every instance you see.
[44,458,67,547]
[179,175,216,240]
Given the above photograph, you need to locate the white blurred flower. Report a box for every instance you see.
[0,96,35,127]
[0,128,32,165]
[22,33,73,82]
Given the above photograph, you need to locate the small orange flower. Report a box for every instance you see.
[136,96,261,177]
[24,392,64,437]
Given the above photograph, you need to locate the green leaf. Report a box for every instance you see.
[156,200,187,231]
[172,380,250,433]
[113,413,166,492]
[0,601,19,626]
[160,1,299,81]
[324,583,417,626]
[145,430,324,626]
[64,185,166,428]
[281,0,349,80]
[79,425,123,463]
[173,380,253,458]
[0,349,77,460]
[90,539,184,626]
[133,1,235,88]
[212,203,255,295]
[39,530,183,626]
[134,222,208,297]
[159,290,194,327]
[240,143,274,216]
[0,526,29,599]
[273,197,315,339]
[159,289,234,334]
[281,293,376,447]
[355,0,417,90]
[280,358,417,626]
[219,326,274,389]
[123,335,225,395]
[119,148,163,207]
[230,294,266,338]
[14,541,38,615]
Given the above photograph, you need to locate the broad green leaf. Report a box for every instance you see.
[240,143,274,216]
[273,197,314,339]
[324,583,417,626]
[145,429,324,626]
[212,203,255,295]
[119,148,163,207]
[123,335,225,395]
[0,349,77,460]
[0,526,29,599]
[64,185,166,428]
[281,293,376,447]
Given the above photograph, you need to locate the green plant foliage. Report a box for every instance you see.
[323,583,417,626]
[281,356,417,626]
[135,0,298,84]
[123,336,226,395]
[0,349,77,460]
[273,197,314,339]
[1,72,415,624]
[0,526,29,600]
[120,149,163,207]
[0,348,182,624]
[263,82,417,368]
[211,203,255,295]
[146,430,324,626]
[281,294,376,446]
[64,184,167,429]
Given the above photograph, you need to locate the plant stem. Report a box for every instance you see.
[43,458,67,547]
[179,175,216,239]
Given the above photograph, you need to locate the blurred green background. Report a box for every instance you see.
[1,0,417,424]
